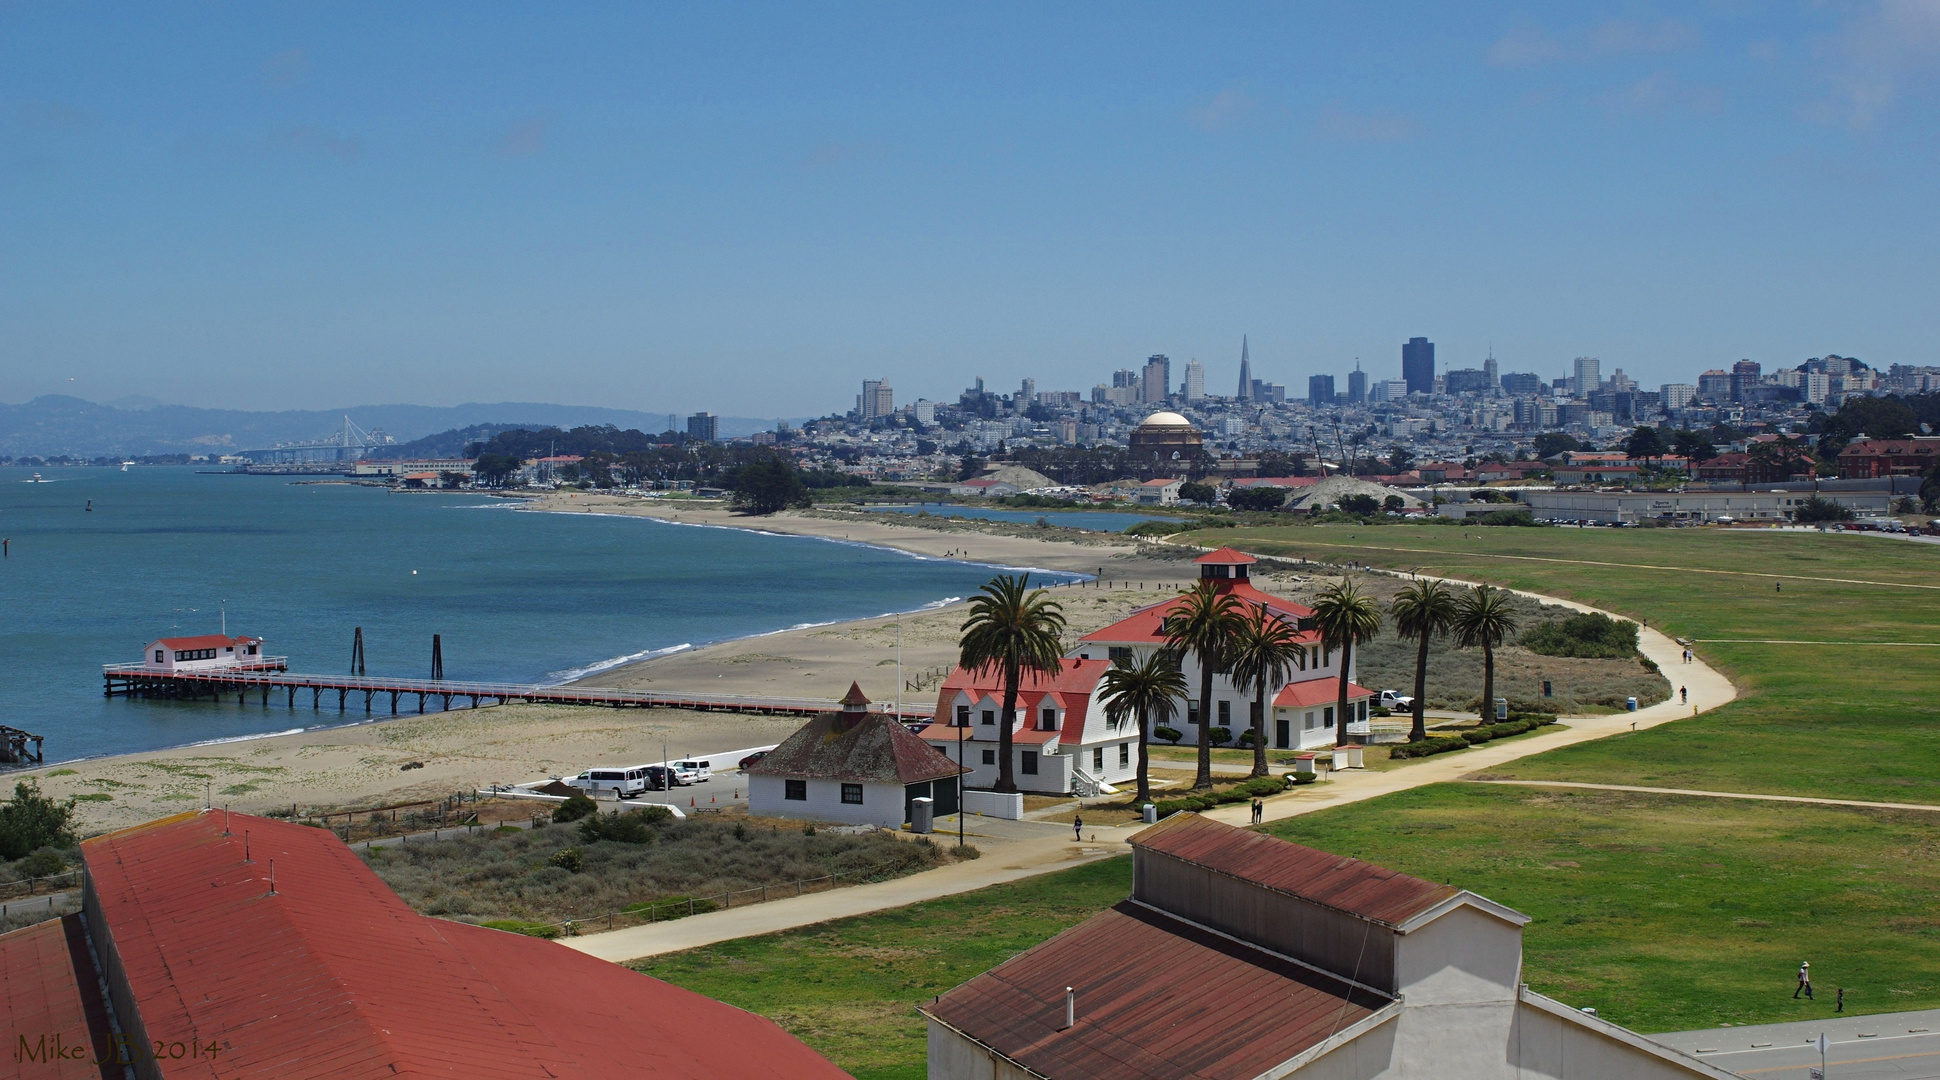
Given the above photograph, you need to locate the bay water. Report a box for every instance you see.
[0,468,1069,763]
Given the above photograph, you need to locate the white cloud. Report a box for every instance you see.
[1810,0,1940,128]
[1188,86,1259,131]
[1311,104,1419,142]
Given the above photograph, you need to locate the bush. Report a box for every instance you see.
[1520,611,1641,659]
[1477,508,1539,527]
[1154,725,1183,745]
[548,847,584,872]
[950,844,982,860]
[1125,520,1195,538]
[1153,775,1288,816]
[1208,727,1234,746]
[13,849,67,880]
[1458,716,1561,746]
[481,919,561,939]
[0,782,75,861]
[1794,495,1855,523]
[550,793,598,824]
[1228,487,1287,513]
[579,805,673,844]
[1388,735,1471,759]
[1236,730,1258,748]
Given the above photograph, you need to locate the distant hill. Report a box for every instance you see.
[0,397,797,457]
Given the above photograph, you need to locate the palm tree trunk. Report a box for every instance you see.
[1250,682,1268,777]
[1481,642,1496,726]
[997,659,1019,793]
[1135,706,1151,805]
[1195,665,1215,790]
[1410,635,1430,742]
[1334,639,1354,747]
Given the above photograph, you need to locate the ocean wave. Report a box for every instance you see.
[545,642,692,684]
[180,727,309,749]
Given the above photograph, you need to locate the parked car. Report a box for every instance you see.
[738,751,769,771]
[1378,690,1414,711]
[642,765,679,789]
[671,759,711,784]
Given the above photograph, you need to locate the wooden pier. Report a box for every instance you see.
[102,661,934,721]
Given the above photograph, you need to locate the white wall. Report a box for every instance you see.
[746,775,907,829]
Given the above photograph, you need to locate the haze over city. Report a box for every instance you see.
[6,2,1940,416]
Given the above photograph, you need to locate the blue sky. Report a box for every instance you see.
[4,2,1938,416]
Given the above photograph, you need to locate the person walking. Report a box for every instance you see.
[1794,961,1813,999]
[1072,814,1083,841]
[1251,798,1264,825]
[1680,686,1688,705]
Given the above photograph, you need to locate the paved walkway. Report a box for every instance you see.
[1654,1007,1940,1080]
[1470,779,1940,815]
[563,561,1739,963]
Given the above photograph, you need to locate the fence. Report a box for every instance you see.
[0,868,81,902]
[553,852,929,938]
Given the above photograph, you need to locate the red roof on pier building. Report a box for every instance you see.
[153,634,262,652]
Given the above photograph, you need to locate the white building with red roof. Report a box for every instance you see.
[751,683,964,828]
[142,633,271,673]
[926,548,1372,795]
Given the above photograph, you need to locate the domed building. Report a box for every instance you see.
[1127,410,1204,472]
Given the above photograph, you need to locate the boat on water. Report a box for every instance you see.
[26,473,46,483]
[121,461,134,471]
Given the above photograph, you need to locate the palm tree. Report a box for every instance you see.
[1227,604,1303,777]
[1162,580,1243,790]
[958,574,1067,793]
[1311,579,1383,746]
[1099,649,1188,805]
[1389,578,1458,742]
[1452,584,1520,726]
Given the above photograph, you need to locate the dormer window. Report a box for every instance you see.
[1039,707,1058,731]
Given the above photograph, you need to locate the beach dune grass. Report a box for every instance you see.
[1200,524,1940,804]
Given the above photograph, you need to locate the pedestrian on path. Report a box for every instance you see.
[1680,686,1688,705]
[1776,580,1783,593]
[1837,987,1844,1012]
[1794,961,1813,999]
[1072,814,1083,841]
[1251,799,1264,825]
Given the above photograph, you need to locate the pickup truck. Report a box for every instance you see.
[1378,690,1414,711]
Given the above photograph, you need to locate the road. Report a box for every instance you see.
[1654,1008,1940,1079]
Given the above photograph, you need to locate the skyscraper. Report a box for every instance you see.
[1308,374,1336,407]
[859,378,894,420]
[1183,360,1206,401]
[1572,357,1601,397]
[1483,352,1499,395]
[1730,359,1762,403]
[1402,337,1434,395]
[1347,363,1367,405]
[1142,355,1171,404]
[1236,336,1253,401]
[686,412,719,442]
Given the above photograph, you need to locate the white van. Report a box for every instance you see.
[672,759,713,784]
[570,766,655,799]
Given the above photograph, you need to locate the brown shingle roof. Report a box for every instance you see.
[747,710,962,786]
[1130,814,1459,928]
[923,901,1391,1080]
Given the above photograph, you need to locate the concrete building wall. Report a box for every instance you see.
[746,774,907,829]
[1511,992,1734,1080]
[927,1021,1038,1080]
[1391,905,1524,1006]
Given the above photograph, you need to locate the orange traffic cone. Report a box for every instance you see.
[710,795,716,804]
[689,797,696,807]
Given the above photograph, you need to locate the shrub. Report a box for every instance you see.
[1227,487,1287,513]
[481,919,560,939]
[0,782,75,861]
[1794,495,1855,523]
[548,847,584,873]
[579,805,673,844]
[1477,508,1539,527]
[550,793,598,824]
[1387,735,1471,759]
[1519,612,1640,659]
[951,844,982,860]
[1236,730,1258,748]
[1458,716,1561,746]
[1125,520,1195,538]
[14,849,66,880]
[1154,725,1183,745]
[1208,727,1234,746]
[1153,775,1288,816]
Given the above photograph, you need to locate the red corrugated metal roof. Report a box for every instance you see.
[0,915,119,1079]
[923,901,1389,1080]
[80,811,849,1080]
[1130,815,1459,928]
[1274,679,1373,709]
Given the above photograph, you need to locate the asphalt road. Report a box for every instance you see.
[1655,1008,1940,1079]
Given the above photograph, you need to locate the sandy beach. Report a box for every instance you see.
[23,499,1203,835]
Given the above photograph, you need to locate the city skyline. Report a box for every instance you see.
[5,4,1939,416]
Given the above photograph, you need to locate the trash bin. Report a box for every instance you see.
[1494,698,1508,721]
[910,796,934,834]
[1625,697,1638,712]
[1141,803,1158,824]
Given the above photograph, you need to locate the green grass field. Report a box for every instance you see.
[636,858,1131,1080]
[1203,524,1940,803]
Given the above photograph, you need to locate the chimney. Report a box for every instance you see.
[1062,986,1075,1030]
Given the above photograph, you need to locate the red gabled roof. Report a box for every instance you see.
[1274,679,1373,709]
[0,915,119,1079]
[80,812,849,1080]
[1193,546,1257,565]
[1080,584,1314,646]
[153,634,260,650]
[922,901,1388,1080]
[1131,815,1457,928]
[928,659,1110,743]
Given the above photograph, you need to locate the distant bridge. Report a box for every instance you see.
[237,415,396,465]
[101,661,935,721]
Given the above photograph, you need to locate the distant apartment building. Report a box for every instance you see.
[912,400,937,426]
[1483,353,1499,392]
[1183,359,1206,401]
[1571,357,1601,396]
[1307,374,1335,407]
[1805,371,1831,405]
[1017,377,1036,405]
[859,379,894,420]
[1402,337,1435,395]
[1257,382,1287,403]
[1500,372,1544,396]
[686,412,719,442]
[1369,378,1410,403]
[1659,383,1697,411]
[1443,368,1492,395]
[1730,360,1762,403]
[1697,369,1732,400]
[1142,355,1172,403]
[1346,365,1368,404]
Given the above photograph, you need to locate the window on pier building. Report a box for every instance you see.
[840,783,864,805]
[784,779,807,801]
